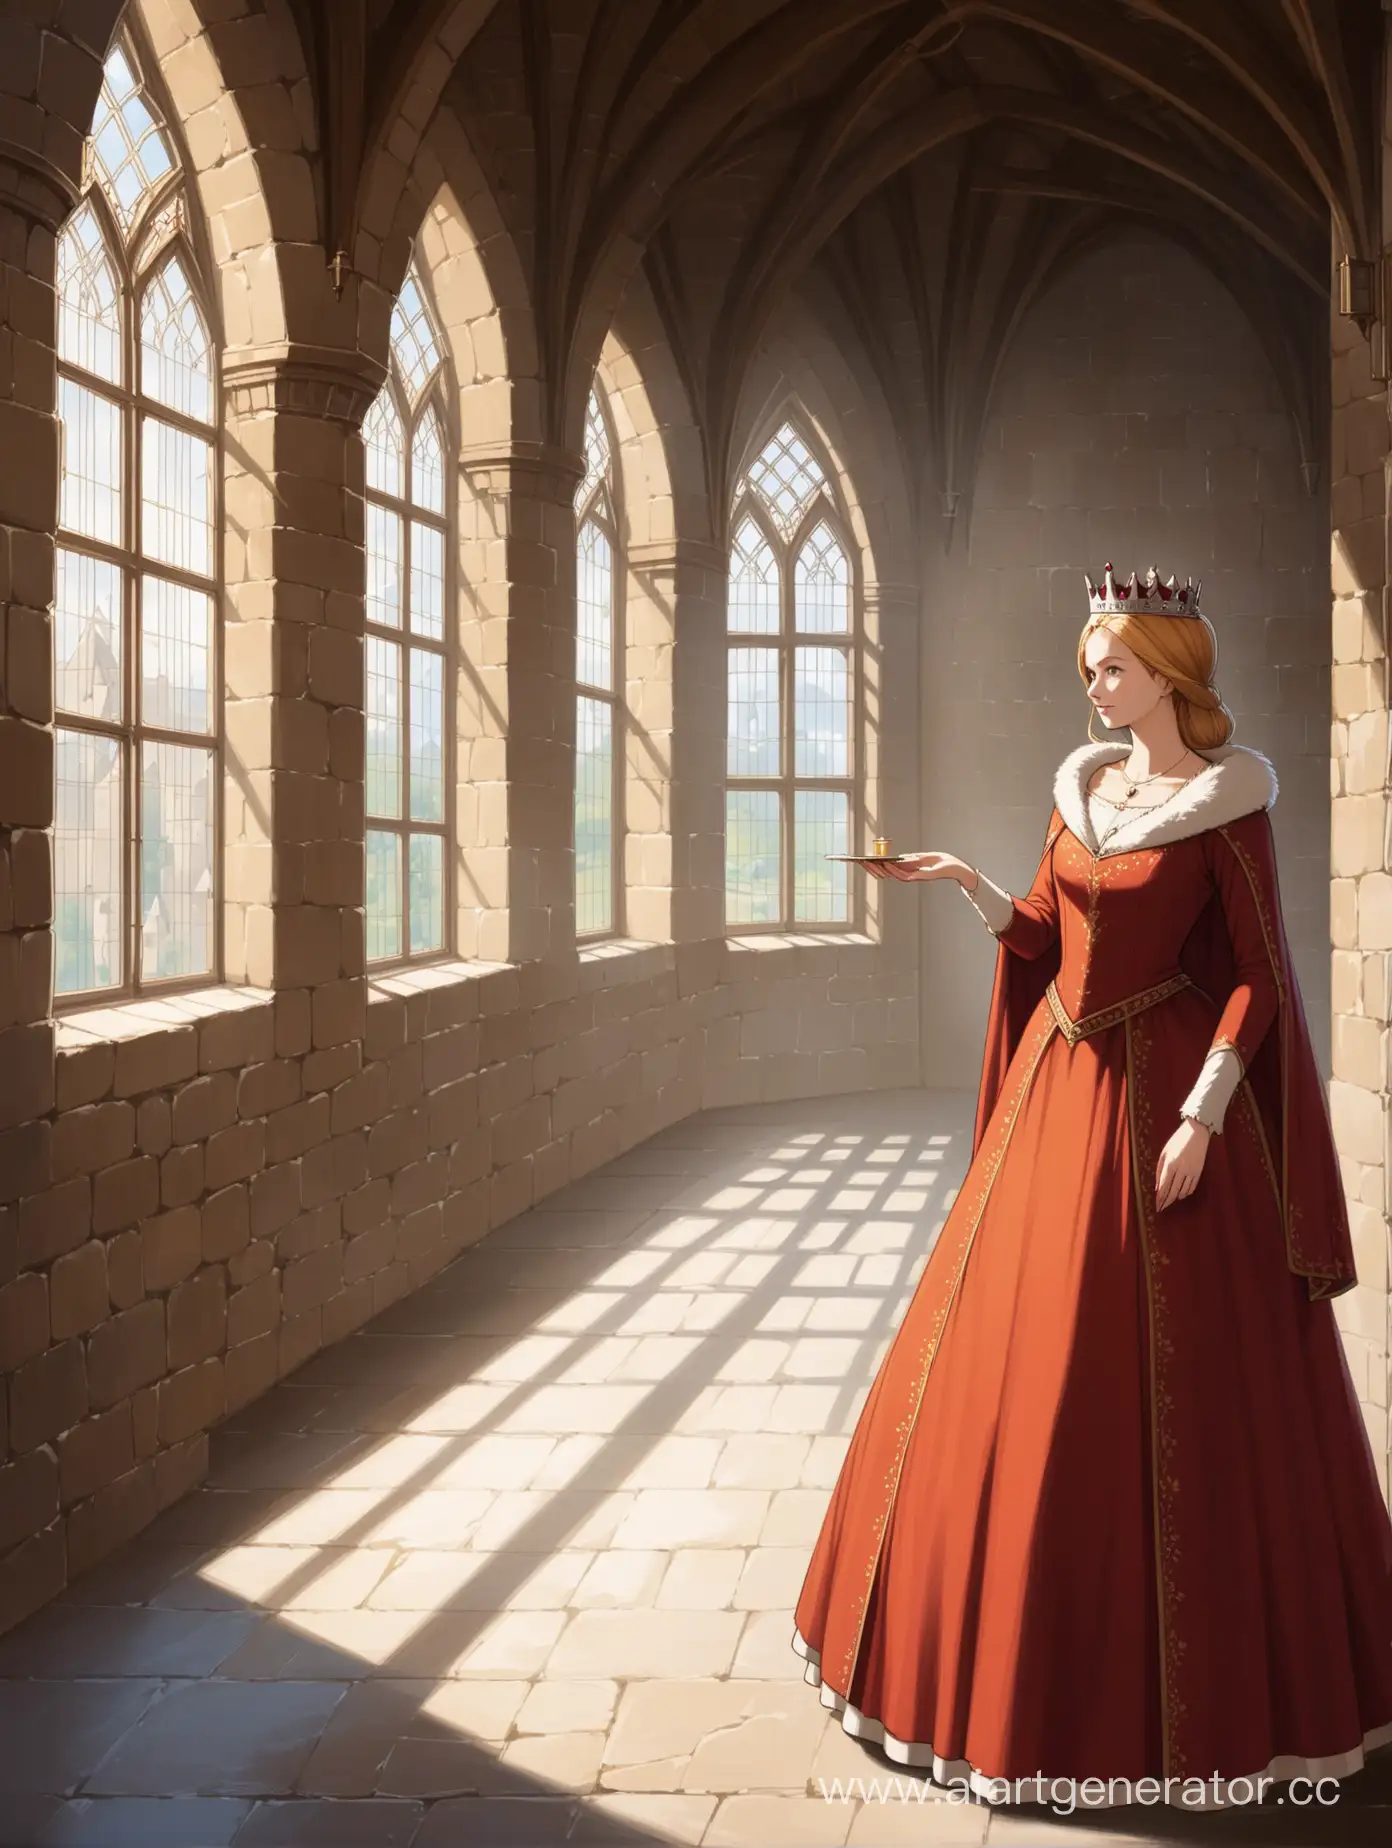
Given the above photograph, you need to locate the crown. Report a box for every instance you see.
[1085,562,1203,621]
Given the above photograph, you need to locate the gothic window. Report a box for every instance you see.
[726,420,857,929]
[53,38,218,1000]
[574,388,620,937]
[363,264,453,964]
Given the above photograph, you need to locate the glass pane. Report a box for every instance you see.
[795,524,849,633]
[55,549,123,722]
[366,829,402,961]
[367,502,402,629]
[141,418,212,576]
[411,410,445,514]
[727,647,779,778]
[409,833,444,956]
[59,378,122,546]
[390,269,442,400]
[140,741,214,981]
[725,790,780,927]
[54,727,123,995]
[364,387,404,498]
[141,576,212,734]
[747,422,827,540]
[140,256,212,423]
[577,519,613,690]
[90,45,174,233]
[794,789,849,923]
[366,636,402,819]
[574,388,611,510]
[57,205,120,384]
[409,520,444,640]
[794,646,849,777]
[728,519,779,634]
[575,694,613,936]
[409,646,444,821]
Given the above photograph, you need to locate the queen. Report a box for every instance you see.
[793,565,1392,1806]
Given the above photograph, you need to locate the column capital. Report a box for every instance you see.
[0,139,81,233]
[222,343,387,424]
[459,440,586,495]
[628,539,727,574]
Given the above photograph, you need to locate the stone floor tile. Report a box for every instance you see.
[539,1176,684,1214]
[730,1610,807,1680]
[0,1606,257,1679]
[607,1680,771,1768]
[432,1435,558,1491]
[733,1546,810,1610]
[295,1681,440,1798]
[499,1730,607,1792]
[712,1435,811,1490]
[607,1336,706,1384]
[215,1613,412,1680]
[486,1209,655,1248]
[207,1431,367,1492]
[416,1678,530,1740]
[656,1550,744,1610]
[447,1608,569,1677]
[571,1792,716,1844]
[609,1490,768,1550]
[572,1551,667,1610]
[703,1794,853,1846]
[84,1681,350,1797]
[761,1490,837,1548]
[373,1547,592,1612]
[547,1610,744,1680]
[361,1489,495,1549]
[515,1680,618,1735]
[845,1797,990,1842]
[413,1797,579,1845]
[60,1543,215,1609]
[683,1687,829,1794]
[0,1680,162,1796]
[375,1736,503,1797]
[40,1796,251,1845]
[800,1438,852,1489]
[232,1798,426,1846]
[152,1545,318,1610]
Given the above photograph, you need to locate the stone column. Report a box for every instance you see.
[626,538,726,948]
[458,443,583,966]
[220,346,379,1387]
[1329,240,1392,1500]
[0,147,76,1620]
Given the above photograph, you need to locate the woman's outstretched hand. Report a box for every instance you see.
[868,852,973,885]
[1155,1118,1210,1211]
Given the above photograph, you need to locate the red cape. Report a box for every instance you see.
[973,808,1357,1302]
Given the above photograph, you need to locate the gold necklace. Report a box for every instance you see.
[1117,747,1193,802]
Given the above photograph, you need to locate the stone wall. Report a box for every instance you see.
[920,232,1333,1092]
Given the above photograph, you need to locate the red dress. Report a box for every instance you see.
[794,775,1392,1803]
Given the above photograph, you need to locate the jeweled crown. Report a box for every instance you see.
[1085,562,1203,621]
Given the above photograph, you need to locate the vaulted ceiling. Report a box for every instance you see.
[283,0,1381,514]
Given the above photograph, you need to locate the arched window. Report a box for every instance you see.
[574,387,620,938]
[363,264,453,964]
[53,38,219,1000]
[726,419,857,929]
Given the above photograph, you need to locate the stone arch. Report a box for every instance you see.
[132,0,322,359]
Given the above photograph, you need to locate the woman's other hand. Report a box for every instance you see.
[870,852,974,885]
[1155,1118,1210,1211]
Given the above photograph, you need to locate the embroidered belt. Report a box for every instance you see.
[1046,972,1192,1047]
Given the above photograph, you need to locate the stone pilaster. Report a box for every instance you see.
[222,346,382,1051]
[458,443,583,965]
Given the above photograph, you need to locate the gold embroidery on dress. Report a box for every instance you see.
[1047,973,1192,1046]
[836,1005,1060,1691]
[1125,1011,1189,1779]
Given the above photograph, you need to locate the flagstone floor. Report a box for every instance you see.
[1,1088,1389,1848]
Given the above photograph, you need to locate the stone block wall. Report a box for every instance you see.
[920,232,1333,1093]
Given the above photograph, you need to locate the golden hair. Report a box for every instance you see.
[1077,611,1234,751]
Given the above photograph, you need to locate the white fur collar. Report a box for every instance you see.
[1055,740,1278,856]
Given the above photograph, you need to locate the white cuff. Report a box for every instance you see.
[1178,1045,1244,1134]
[959,871,1015,936]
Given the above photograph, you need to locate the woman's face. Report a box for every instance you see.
[1082,625,1172,731]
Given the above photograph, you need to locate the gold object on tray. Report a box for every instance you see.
[872,836,891,856]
